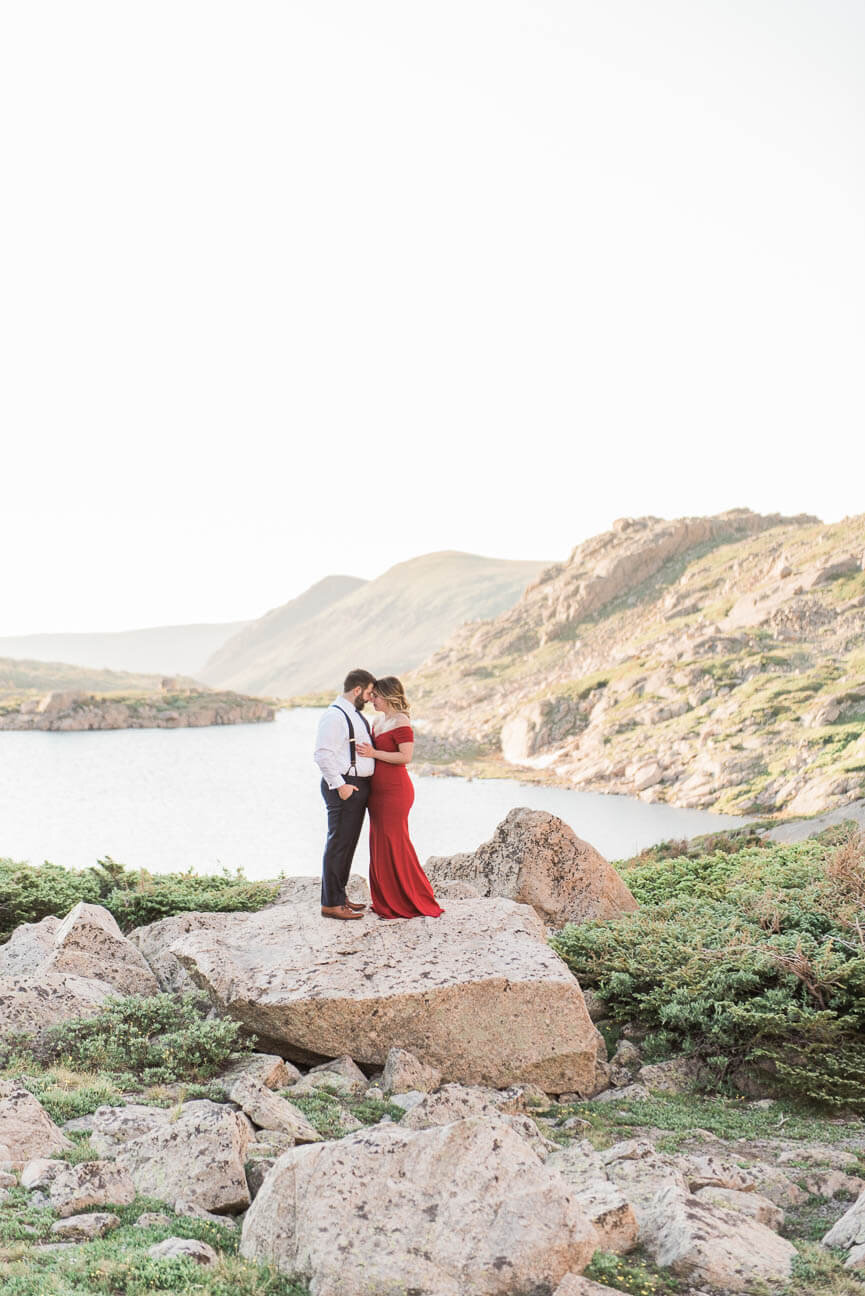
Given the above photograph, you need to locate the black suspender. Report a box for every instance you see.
[331,705,372,776]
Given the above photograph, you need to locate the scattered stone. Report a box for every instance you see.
[0,1170,16,1188]
[169,898,601,1093]
[306,1054,369,1093]
[246,1157,276,1197]
[0,1089,73,1168]
[175,1199,238,1228]
[223,1073,320,1142]
[601,1140,687,1230]
[570,1180,638,1254]
[643,1183,796,1290]
[148,1237,219,1265]
[218,1052,301,1090]
[637,1055,702,1093]
[21,1157,64,1190]
[389,1090,425,1112]
[133,1211,173,1229]
[364,1084,385,1101]
[381,1046,442,1094]
[745,1161,808,1207]
[803,1169,865,1199]
[425,808,638,927]
[240,1117,598,1294]
[846,1242,865,1271]
[116,1106,252,1213]
[677,1152,757,1193]
[86,1104,173,1156]
[592,1083,650,1104]
[611,1040,641,1069]
[50,1212,121,1240]
[48,1161,137,1217]
[823,1189,865,1249]
[128,910,241,992]
[695,1186,784,1229]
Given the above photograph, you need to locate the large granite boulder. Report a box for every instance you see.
[240,1117,598,1295]
[169,898,601,1093]
[0,1088,72,1168]
[425,809,637,927]
[115,1103,253,1213]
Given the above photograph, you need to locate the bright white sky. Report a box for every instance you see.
[2,1,862,635]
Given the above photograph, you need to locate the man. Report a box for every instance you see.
[314,668,377,920]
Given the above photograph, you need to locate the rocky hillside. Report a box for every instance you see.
[202,552,547,698]
[410,509,865,817]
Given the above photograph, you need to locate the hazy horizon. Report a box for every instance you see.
[3,1,862,636]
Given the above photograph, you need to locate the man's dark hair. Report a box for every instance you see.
[343,668,376,693]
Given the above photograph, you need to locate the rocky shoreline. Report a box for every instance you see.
[2,810,864,1294]
[0,687,275,731]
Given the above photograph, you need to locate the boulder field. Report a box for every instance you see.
[1,809,860,1294]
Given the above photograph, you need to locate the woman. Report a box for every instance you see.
[355,676,444,920]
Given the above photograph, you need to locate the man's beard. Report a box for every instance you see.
[356,698,366,711]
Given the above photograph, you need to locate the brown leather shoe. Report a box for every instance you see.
[345,900,367,911]
[320,904,364,921]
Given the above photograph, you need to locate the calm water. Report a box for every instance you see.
[0,709,746,877]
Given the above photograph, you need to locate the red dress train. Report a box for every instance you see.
[368,725,444,920]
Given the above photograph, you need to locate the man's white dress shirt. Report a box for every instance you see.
[314,697,376,789]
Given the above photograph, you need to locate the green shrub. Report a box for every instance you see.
[553,831,865,1106]
[44,992,251,1085]
[0,855,278,943]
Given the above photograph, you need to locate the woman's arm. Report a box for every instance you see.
[356,741,413,766]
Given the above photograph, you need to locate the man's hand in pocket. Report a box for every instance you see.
[337,785,356,801]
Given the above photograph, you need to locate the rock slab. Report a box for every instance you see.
[170,898,600,1092]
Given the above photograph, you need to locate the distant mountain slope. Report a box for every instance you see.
[201,575,366,691]
[409,509,865,818]
[0,657,196,698]
[0,621,248,677]
[201,554,548,697]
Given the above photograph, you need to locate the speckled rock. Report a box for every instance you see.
[401,1084,557,1160]
[50,1212,121,1240]
[306,1055,368,1093]
[38,902,160,995]
[0,973,111,1043]
[148,1237,219,1265]
[218,1052,301,1090]
[642,1183,796,1290]
[677,1152,757,1194]
[85,1104,173,1157]
[267,875,370,908]
[823,1189,865,1250]
[48,1161,136,1217]
[695,1186,784,1230]
[116,1105,252,1213]
[0,1089,72,1169]
[128,911,237,992]
[240,1117,598,1295]
[381,1047,442,1094]
[169,898,600,1092]
[222,1073,320,1142]
[425,809,637,927]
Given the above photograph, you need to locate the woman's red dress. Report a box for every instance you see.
[368,724,444,920]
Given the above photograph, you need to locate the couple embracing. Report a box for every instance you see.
[313,669,444,922]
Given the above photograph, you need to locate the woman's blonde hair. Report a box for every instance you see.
[373,675,410,717]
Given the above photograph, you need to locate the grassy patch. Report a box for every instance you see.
[584,1247,683,1294]
[283,1087,405,1139]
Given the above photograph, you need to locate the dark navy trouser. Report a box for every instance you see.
[320,776,370,907]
